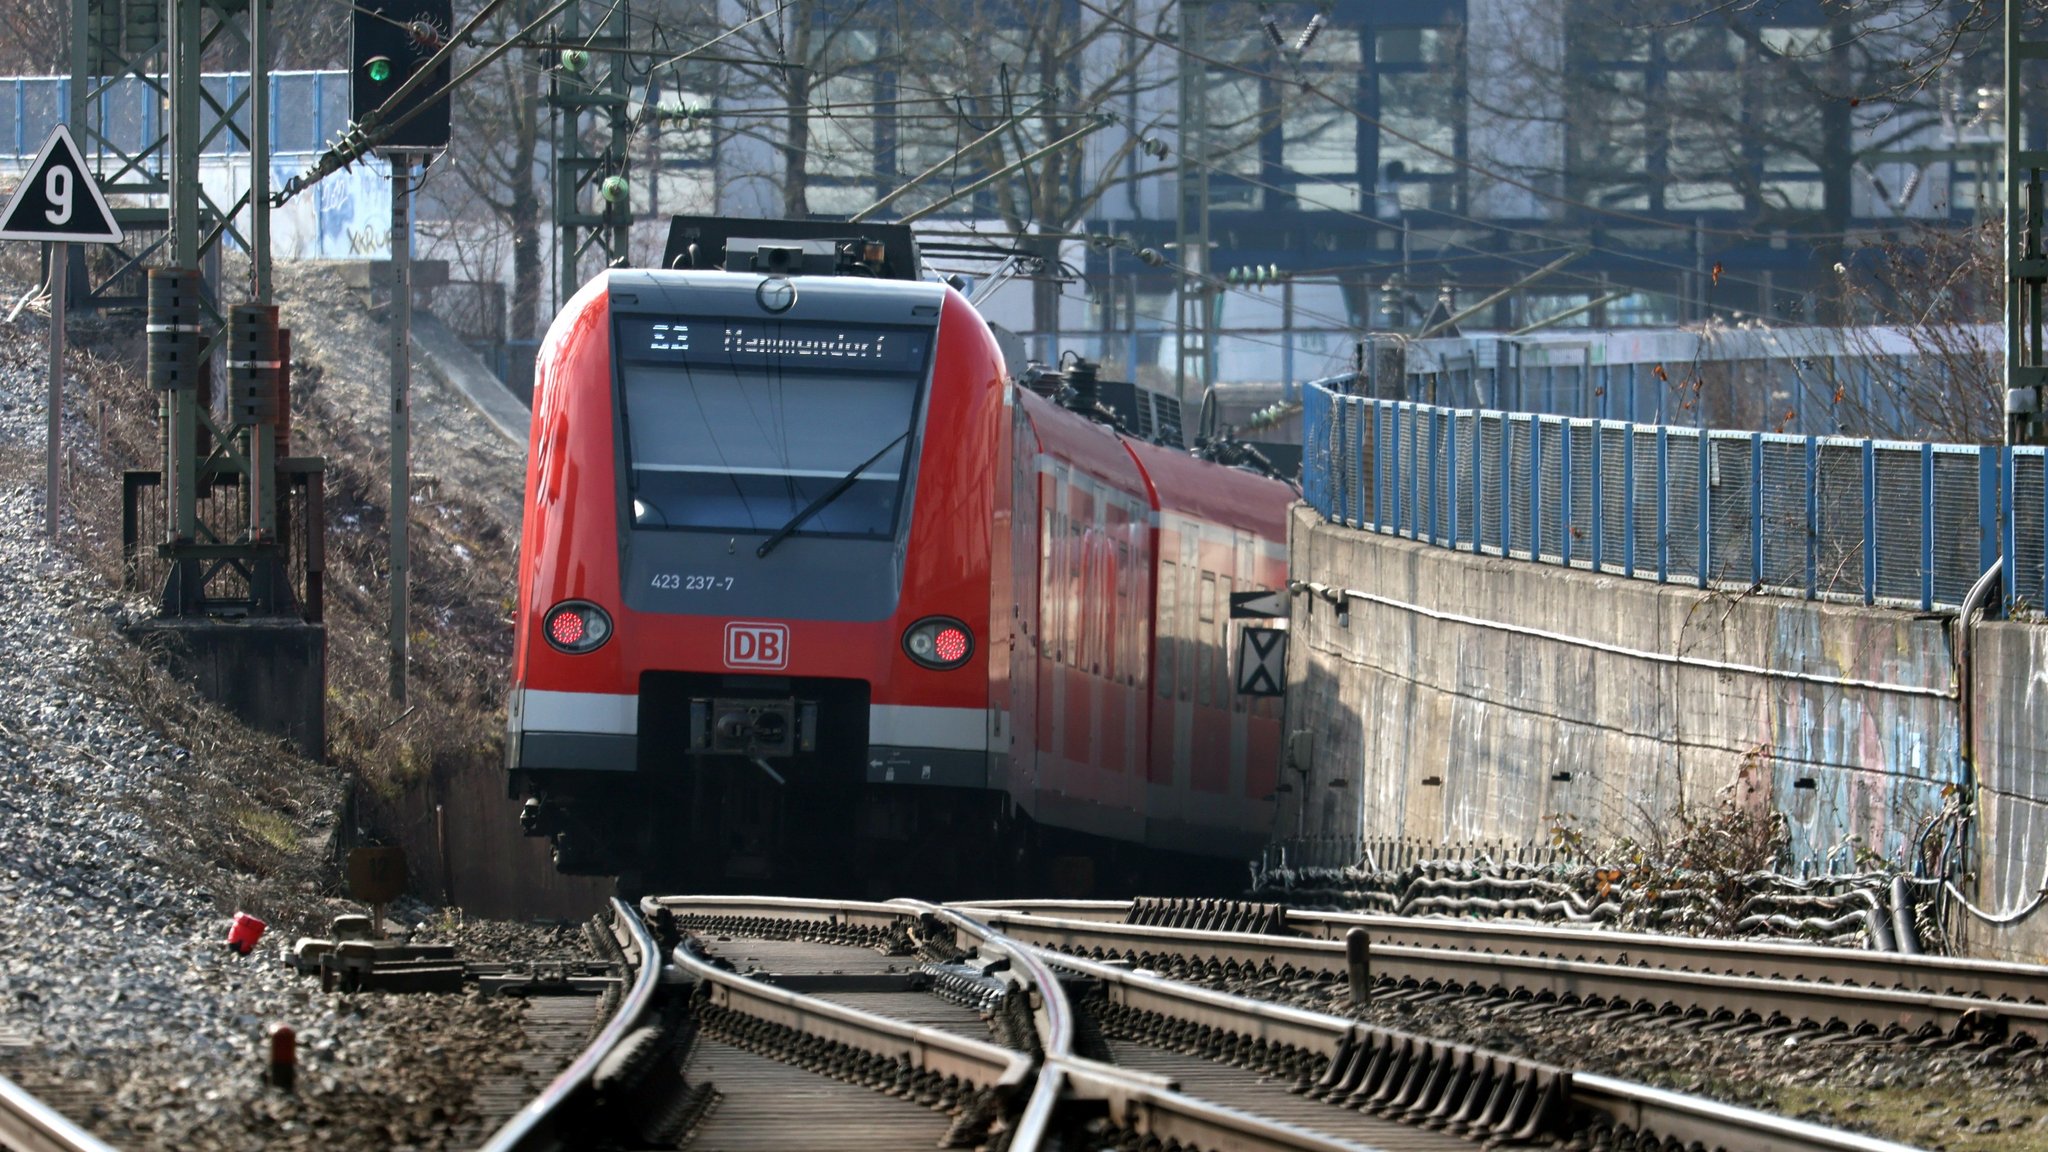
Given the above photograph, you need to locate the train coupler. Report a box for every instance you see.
[519,796,559,837]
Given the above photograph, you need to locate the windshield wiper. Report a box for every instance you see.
[755,429,912,559]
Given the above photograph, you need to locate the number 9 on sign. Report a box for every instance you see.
[44,166,70,226]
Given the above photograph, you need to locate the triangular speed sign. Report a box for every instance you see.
[0,124,123,243]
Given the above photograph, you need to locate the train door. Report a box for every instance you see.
[1005,413,1040,810]
[1146,529,1181,827]
[1036,466,1065,804]
[1081,518,1111,780]
[1172,530,1199,790]
[1189,531,1232,798]
[1089,496,1142,820]
[1227,531,1255,804]
[1064,482,1098,776]
[1105,501,1140,787]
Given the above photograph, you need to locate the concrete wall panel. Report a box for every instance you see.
[1282,506,2032,950]
[1966,623,2048,961]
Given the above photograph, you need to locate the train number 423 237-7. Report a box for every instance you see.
[652,573,734,591]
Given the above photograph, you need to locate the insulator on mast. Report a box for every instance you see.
[1294,14,1326,54]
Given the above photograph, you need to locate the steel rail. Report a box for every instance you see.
[671,929,1037,1092]
[967,899,1130,919]
[1284,909,2048,1002]
[963,909,2048,1044]
[1053,1055,1383,1152]
[1037,947,1925,1152]
[653,893,917,935]
[476,896,661,1152]
[0,1073,123,1152]
[657,894,1077,1140]
[903,901,1074,1152]
[663,896,1934,1151]
[656,895,1435,1150]
[967,899,2048,1005]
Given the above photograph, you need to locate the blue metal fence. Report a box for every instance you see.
[0,71,350,160]
[1303,376,2046,613]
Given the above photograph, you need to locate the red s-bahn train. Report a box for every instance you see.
[507,217,1293,896]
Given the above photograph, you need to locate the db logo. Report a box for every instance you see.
[724,622,789,670]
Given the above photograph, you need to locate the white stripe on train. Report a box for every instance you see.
[513,689,988,751]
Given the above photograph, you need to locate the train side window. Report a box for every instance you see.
[1157,560,1177,698]
[1196,572,1216,706]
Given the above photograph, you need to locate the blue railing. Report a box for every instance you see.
[1303,377,2048,613]
[0,71,350,161]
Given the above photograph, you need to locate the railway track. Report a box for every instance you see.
[0,893,1960,1151]
[657,894,1923,1152]
[962,898,2048,1047]
[984,897,2048,1001]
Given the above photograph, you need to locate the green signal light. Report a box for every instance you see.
[365,56,393,83]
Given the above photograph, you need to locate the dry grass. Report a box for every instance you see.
[14,260,523,925]
[283,342,516,803]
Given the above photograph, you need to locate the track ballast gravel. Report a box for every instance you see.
[0,299,583,1151]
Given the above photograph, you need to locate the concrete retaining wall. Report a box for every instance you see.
[1968,623,2048,962]
[1282,505,2048,960]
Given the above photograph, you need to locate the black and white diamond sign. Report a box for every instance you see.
[0,124,123,244]
[1236,627,1287,697]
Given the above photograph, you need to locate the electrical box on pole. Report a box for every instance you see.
[351,0,452,152]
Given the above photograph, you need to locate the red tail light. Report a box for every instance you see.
[543,601,613,654]
[903,616,974,669]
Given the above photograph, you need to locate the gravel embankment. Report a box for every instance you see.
[0,301,585,1150]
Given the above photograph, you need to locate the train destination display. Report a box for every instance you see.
[619,317,929,372]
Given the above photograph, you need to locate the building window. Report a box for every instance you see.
[1373,25,1463,214]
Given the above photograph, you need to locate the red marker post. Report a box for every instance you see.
[266,1023,296,1092]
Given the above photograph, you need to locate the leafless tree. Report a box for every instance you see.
[1821,218,2001,441]
[422,2,550,340]
[0,0,346,73]
[888,0,1182,331]
[708,0,915,220]
[1457,1,2005,322]
[0,0,65,73]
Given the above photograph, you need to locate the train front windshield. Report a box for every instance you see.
[615,317,932,538]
